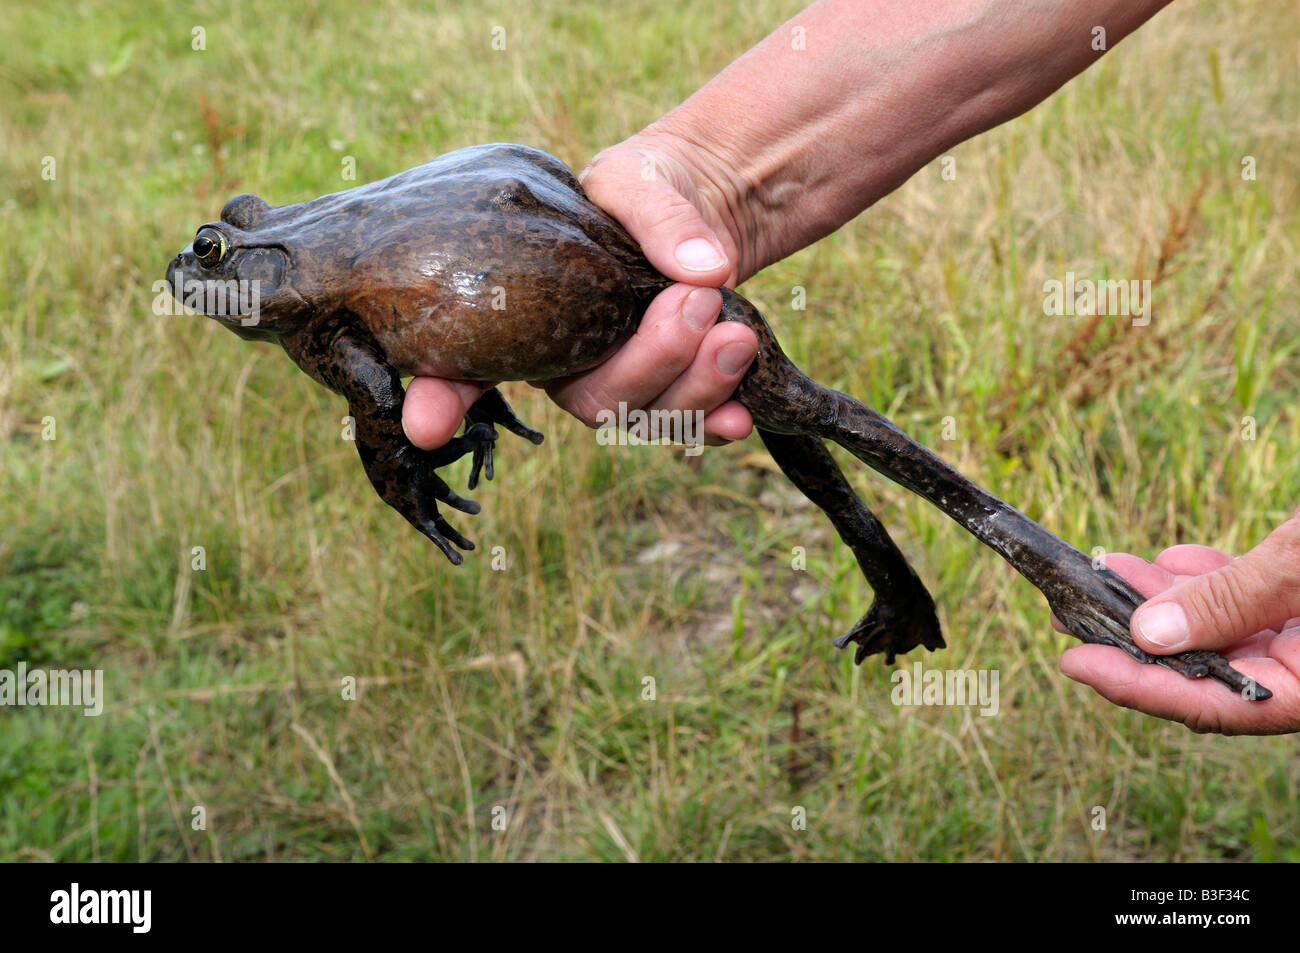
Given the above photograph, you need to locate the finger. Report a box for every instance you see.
[401,377,489,450]
[647,322,757,427]
[1132,513,1300,655]
[1220,627,1282,660]
[1153,544,1232,576]
[1225,627,1300,672]
[1059,644,1300,735]
[702,401,754,444]
[1102,553,1176,599]
[1270,627,1300,669]
[581,147,733,287]
[543,285,721,426]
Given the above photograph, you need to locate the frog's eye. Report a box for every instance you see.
[192,229,227,266]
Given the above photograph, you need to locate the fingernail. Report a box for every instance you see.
[681,287,719,331]
[674,237,726,272]
[401,416,413,444]
[716,340,754,376]
[1134,602,1189,649]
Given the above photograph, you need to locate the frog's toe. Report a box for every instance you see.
[386,461,480,562]
[426,424,495,470]
[468,446,492,490]
[510,421,545,446]
[414,476,477,561]
[387,485,475,563]
[420,511,475,565]
[488,412,543,446]
[466,424,500,490]
[460,390,545,491]
[467,388,545,447]
[435,480,481,515]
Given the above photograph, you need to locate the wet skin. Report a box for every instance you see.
[166,143,1269,699]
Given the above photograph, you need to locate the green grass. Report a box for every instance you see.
[1,0,1296,861]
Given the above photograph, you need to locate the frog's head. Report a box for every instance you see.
[165,193,307,341]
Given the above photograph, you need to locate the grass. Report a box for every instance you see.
[0,0,1297,861]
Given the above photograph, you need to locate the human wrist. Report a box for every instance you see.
[618,0,1181,283]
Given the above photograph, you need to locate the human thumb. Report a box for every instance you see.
[580,145,733,287]
[1131,509,1300,654]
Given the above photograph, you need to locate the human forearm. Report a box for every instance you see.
[409,0,1176,452]
[639,0,1174,281]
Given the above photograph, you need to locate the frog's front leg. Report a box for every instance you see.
[281,313,485,564]
[463,387,545,490]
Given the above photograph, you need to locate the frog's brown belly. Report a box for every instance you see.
[373,299,639,383]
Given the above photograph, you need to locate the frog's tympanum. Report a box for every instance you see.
[167,143,1269,699]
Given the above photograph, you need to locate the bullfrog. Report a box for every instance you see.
[165,143,1269,700]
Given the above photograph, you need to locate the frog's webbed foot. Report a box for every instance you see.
[754,428,947,668]
[834,586,945,666]
[1045,554,1271,700]
[387,423,497,564]
[464,387,544,490]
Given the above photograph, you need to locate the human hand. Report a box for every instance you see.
[1057,512,1300,734]
[400,134,758,451]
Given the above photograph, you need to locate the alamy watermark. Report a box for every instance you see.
[1043,272,1151,327]
[152,270,262,325]
[0,662,104,716]
[891,661,1000,716]
[595,402,705,457]
[50,883,150,933]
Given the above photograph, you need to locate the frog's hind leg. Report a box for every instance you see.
[463,387,545,489]
[759,429,944,664]
[721,289,1269,699]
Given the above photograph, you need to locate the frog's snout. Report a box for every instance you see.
[165,250,192,301]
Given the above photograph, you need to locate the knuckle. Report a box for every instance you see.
[643,315,704,366]
[634,194,701,238]
[1265,513,1300,574]
[708,320,758,355]
[1186,568,1256,639]
[1181,709,1223,735]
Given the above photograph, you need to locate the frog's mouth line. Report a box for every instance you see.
[165,259,260,322]
[166,243,302,330]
